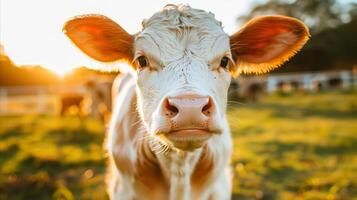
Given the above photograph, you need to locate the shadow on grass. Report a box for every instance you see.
[0,150,106,200]
[0,127,24,140]
[45,127,102,146]
[0,173,55,200]
[252,136,357,159]
[0,143,20,163]
[18,154,104,173]
[233,102,357,120]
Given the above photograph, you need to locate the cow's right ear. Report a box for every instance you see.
[63,14,134,62]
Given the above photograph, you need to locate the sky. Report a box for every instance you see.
[1,0,355,75]
[0,0,261,75]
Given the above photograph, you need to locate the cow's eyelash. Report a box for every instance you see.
[134,52,164,68]
[208,54,233,69]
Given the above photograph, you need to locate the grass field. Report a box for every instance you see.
[0,91,356,200]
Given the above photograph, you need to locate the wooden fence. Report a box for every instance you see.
[0,86,87,115]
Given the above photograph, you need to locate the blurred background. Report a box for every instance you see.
[0,0,357,199]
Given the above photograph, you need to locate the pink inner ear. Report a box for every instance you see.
[238,25,298,64]
[250,27,290,49]
[246,32,298,63]
[229,16,309,75]
[63,15,134,63]
[231,16,309,62]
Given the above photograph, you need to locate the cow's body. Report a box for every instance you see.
[107,74,232,200]
[63,4,309,200]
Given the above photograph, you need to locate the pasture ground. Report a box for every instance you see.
[0,91,356,200]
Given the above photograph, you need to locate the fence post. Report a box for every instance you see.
[303,75,312,92]
[267,77,277,93]
[340,71,351,90]
[0,88,7,115]
[38,88,46,114]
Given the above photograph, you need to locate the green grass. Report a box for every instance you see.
[0,116,107,200]
[0,91,357,200]
[229,91,357,200]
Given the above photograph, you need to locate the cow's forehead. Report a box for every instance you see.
[134,4,228,64]
[141,4,222,31]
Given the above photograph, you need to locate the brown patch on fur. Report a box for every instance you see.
[230,15,309,76]
[135,139,162,182]
[191,145,215,190]
[107,78,168,199]
[134,139,169,199]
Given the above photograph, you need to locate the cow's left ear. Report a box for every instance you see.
[229,15,309,76]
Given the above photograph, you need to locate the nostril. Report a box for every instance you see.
[164,98,179,117]
[202,97,214,116]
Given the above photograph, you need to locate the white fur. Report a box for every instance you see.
[64,5,308,199]
[107,5,233,200]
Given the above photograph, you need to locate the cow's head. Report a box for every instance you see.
[64,5,309,151]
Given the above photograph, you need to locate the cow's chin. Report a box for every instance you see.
[160,129,212,151]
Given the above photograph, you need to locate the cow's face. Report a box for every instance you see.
[64,5,309,151]
[133,7,232,150]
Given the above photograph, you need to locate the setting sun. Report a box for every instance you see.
[0,0,255,75]
[47,65,72,77]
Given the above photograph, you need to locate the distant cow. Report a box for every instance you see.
[64,4,309,200]
[59,81,112,120]
[85,80,112,121]
[59,95,84,116]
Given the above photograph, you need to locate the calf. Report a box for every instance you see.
[63,4,309,200]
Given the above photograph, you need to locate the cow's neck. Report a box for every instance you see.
[135,116,232,199]
[153,146,202,200]
[131,121,231,200]
[144,136,228,200]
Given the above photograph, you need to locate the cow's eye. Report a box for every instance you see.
[220,56,229,69]
[138,56,148,68]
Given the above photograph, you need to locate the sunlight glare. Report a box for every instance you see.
[0,0,254,75]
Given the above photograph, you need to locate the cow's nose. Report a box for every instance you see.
[162,95,214,129]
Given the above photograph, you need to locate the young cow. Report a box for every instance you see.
[63,4,309,200]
